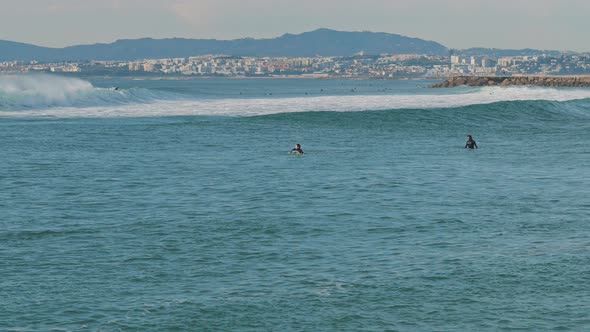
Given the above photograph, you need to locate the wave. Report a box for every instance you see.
[254,98,590,131]
[0,74,177,110]
[143,86,590,117]
[1,74,590,118]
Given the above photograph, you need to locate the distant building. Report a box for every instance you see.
[497,57,513,66]
[143,63,156,72]
[128,62,143,71]
[481,58,496,68]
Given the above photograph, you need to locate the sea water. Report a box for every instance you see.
[1,75,590,331]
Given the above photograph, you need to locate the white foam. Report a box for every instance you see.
[0,74,176,110]
[0,74,94,108]
[2,84,590,118]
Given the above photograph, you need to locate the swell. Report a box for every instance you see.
[1,74,590,119]
[249,98,590,130]
[0,74,180,110]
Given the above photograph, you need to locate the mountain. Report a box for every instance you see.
[0,40,59,61]
[456,48,563,57]
[0,29,448,62]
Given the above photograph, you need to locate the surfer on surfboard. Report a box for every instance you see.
[290,144,304,155]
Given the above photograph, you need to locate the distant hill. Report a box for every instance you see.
[456,48,563,57]
[0,29,448,62]
[0,40,59,61]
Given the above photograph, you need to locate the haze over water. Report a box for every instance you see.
[2,76,590,331]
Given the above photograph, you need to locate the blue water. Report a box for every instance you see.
[1,76,590,331]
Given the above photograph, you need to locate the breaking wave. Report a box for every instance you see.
[0,74,176,110]
[1,74,590,118]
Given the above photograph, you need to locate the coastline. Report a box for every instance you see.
[431,75,590,88]
[24,72,433,81]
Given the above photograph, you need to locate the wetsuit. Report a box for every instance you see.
[290,148,304,154]
[465,140,478,149]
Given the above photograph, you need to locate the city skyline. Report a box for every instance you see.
[0,0,589,52]
[4,52,589,79]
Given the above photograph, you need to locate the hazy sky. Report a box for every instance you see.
[1,0,588,51]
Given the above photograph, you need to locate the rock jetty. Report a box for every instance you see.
[431,76,590,88]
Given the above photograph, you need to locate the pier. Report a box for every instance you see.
[431,76,590,88]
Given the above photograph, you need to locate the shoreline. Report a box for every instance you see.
[0,72,421,80]
[4,72,590,86]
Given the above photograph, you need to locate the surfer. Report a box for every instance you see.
[465,135,478,149]
[290,144,304,154]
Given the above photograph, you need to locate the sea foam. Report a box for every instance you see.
[0,74,171,110]
[1,74,590,118]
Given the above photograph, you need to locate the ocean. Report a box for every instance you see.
[1,74,590,331]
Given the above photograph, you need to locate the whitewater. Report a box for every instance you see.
[1,74,590,117]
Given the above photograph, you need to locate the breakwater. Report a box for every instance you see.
[431,76,590,88]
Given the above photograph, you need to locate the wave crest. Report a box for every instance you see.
[1,75,590,118]
[0,74,171,110]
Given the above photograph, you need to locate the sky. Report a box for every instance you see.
[0,0,589,51]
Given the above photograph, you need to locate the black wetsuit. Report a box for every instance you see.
[290,148,304,154]
[465,139,478,149]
